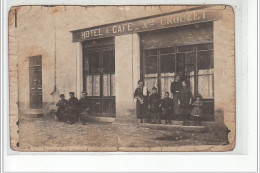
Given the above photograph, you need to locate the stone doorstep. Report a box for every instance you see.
[139,123,208,132]
[86,116,208,132]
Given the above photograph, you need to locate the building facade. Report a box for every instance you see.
[9,5,235,144]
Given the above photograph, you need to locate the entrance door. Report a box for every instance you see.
[29,55,43,109]
[83,46,115,117]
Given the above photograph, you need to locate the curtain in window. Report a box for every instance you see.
[198,69,214,99]
[93,75,100,96]
[189,69,214,99]
[103,74,111,96]
[111,74,115,96]
[160,72,175,98]
[144,74,158,94]
[86,75,93,96]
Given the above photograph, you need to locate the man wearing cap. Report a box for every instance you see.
[56,94,70,122]
[68,92,79,124]
[78,91,90,125]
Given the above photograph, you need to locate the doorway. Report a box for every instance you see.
[83,38,115,117]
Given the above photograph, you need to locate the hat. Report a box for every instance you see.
[69,92,75,95]
[82,91,87,94]
[60,94,65,97]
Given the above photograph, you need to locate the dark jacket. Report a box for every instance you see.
[162,97,173,111]
[149,93,161,113]
[170,81,181,95]
[179,87,192,106]
[78,96,90,112]
[69,97,79,111]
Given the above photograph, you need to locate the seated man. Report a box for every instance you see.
[56,94,69,122]
[78,91,90,125]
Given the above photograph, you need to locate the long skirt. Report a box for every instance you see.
[173,94,181,115]
[136,102,144,119]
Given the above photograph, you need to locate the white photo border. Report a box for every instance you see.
[1,0,258,172]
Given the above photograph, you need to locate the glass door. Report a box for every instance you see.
[83,46,115,117]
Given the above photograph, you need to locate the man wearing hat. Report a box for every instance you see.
[56,94,69,122]
[78,91,90,125]
[68,92,79,124]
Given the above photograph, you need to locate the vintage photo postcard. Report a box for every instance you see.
[9,5,235,152]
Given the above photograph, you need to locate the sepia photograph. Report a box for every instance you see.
[8,5,236,152]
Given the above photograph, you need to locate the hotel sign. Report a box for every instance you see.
[71,9,221,42]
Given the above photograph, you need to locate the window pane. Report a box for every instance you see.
[86,75,93,96]
[84,57,90,74]
[111,74,115,96]
[176,53,185,73]
[197,43,213,51]
[111,52,115,73]
[187,52,195,72]
[103,50,115,73]
[198,51,214,70]
[144,49,157,56]
[160,54,175,73]
[103,74,111,96]
[90,52,100,74]
[177,45,194,52]
[93,75,100,96]
[160,47,175,54]
[144,56,157,74]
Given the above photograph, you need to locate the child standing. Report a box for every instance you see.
[161,92,173,125]
[191,95,203,126]
[148,87,161,124]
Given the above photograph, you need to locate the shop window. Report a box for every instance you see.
[142,43,214,99]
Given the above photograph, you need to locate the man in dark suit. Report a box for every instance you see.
[68,92,79,124]
[78,91,90,125]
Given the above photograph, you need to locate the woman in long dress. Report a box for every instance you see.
[179,81,193,125]
[170,75,182,116]
[134,80,147,123]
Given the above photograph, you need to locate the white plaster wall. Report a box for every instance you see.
[213,6,235,146]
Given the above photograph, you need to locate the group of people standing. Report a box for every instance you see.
[134,75,204,126]
[56,91,90,125]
